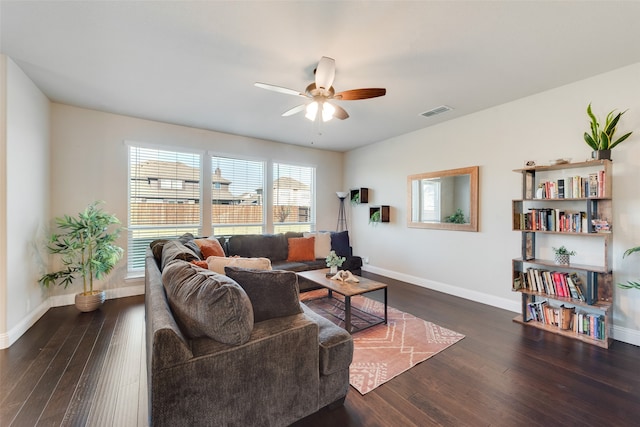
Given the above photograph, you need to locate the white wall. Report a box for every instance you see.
[346,62,640,345]
[0,56,51,348]
[49,104,344,297]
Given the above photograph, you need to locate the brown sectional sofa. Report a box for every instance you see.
[145,237,354,427]
[220,231,363,291]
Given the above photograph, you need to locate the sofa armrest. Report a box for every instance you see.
[152,313,321,427]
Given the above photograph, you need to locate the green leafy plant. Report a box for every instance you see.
[39,201,124,294]
[444,208,466,224]
[618,246,640,290]
[351,192,360,204]
[583,103,633,151]
[325,250,346,268]
[552,246,576,256]
[369,210,381,224]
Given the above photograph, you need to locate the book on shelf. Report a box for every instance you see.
[516,208,588,233]
[527,300,605,340]
[588,173,598,197]
[534,173,606,199]
[520,267,588,303]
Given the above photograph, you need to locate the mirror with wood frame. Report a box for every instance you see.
[407,166,478,231]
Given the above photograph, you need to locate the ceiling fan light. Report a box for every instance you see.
[305,101,318,121]
[322,102,335,122]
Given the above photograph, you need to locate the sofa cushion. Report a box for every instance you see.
[162,260,253,345]
[287,236,316,262]
[161,240,200,270]
[271,259,326,272]
[225,267,303,322]
[330,231,351,257]
[151,233,197,266]
[207,255,272,274]
[303,231,332,259]
[183,240,203,259]
[195,238,226,258]
[227,234,288,261]
[301,304,354,376]
[190,260,209,269]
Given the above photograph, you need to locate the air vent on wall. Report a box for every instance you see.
[420,105,453,118]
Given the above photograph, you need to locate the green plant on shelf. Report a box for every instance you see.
[584,103,633,151]
[369,210,381,225]
[351,193,360,204]
[552,246,576,256]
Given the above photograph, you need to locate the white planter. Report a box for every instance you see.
[75,290,106,312]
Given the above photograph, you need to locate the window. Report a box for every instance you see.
[422,179,441,222]
[273,163,315,233]
[128,145,202,272]
[211,156,265,235]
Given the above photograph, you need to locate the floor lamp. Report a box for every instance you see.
[336,191,348,231]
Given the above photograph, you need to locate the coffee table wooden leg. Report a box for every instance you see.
[345,296,351,333]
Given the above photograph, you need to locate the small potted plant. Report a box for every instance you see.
[39,201,124,312]
[553,246,576,265]
[325,250,346,275]
[369,210,381,225]
[583,103,633,160]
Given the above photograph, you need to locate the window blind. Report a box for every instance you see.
[211,156,265,236]
[128,146,202,272]
[273,163,315,233]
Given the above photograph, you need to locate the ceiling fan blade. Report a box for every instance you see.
[254,82,306,97]
[334,88,386,100]
[282,104,307,117]
[315,56,335,90]
[332,104,349,120]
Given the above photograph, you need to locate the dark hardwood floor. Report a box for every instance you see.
[2,272,640,426]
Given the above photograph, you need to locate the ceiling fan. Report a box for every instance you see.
[255,56,386,122]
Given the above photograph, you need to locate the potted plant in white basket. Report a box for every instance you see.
[553,246,575,265]
[325,250,346,276]
[39,201,123,312]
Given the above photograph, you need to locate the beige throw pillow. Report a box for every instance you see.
[303,231,331,259]
[207,256,272,274]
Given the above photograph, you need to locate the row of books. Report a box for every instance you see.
[513,269,586,302]
[514,208,588,233]
[535,171,606,199]
[527,300,606,340]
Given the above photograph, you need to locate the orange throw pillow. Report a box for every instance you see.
[190,260,209,269]
[195,238,225,258]
[287,237,315,262]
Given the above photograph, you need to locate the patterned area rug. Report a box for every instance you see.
[301,289,465,394]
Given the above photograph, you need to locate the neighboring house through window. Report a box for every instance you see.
[273,162,315,233]
[128,145,202,272]
[211,156,265,235]
[127,147,316,272]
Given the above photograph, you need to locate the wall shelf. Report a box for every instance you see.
[350,188,369,204]
[369,205,390,223]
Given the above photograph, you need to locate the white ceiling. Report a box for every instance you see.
[2,1,640,152]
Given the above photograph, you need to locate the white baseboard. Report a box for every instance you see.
[0,299,50,349]
[48,284,145,308]
[612,325,640,347]
[363,265,521,313]
[362,265,640,348]
[1,285,146,349]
